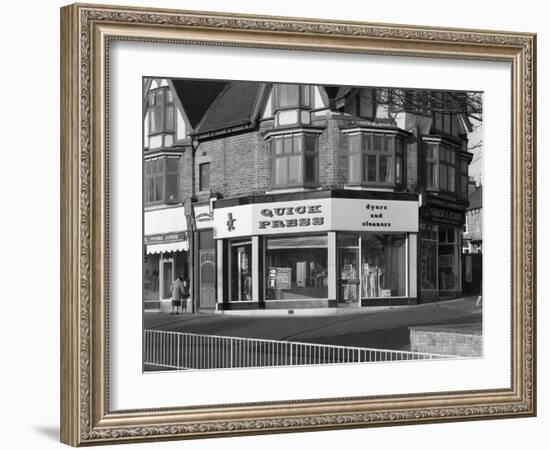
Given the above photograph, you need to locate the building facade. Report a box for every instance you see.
[143,79,474,313]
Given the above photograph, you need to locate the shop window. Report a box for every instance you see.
[420,224,438,290]
[199,162,210,191]
[265,235,328,300]
[348,132,405,187]
[273,84,313,110]
[144,156,179,205]
[424,140,459,193]
[147,86,175,135]
[269,133,318,188]
[360,234,406,298]
[438,227,460,291]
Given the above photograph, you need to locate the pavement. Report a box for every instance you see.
[144,296,482,351]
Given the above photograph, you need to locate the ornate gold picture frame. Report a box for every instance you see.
[60,3,536,446]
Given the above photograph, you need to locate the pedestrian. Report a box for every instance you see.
[170,276,184,315]
[180,279,190,314]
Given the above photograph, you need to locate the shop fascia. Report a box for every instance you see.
[213,197,419,238]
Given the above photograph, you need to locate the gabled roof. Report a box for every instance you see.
[468,186,482,210]
[171,79,227,128]
[195,81,264,136]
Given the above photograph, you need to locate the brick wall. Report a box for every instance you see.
[184,115,429,202]
[409,324,482,357]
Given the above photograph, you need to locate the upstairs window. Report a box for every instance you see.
[199,162,210,191]
[424,140,460,193]
[147,87,175,135]
[144,157,179,205]
[347,132,405,187]
[273,84,314,110]
[269,133,318,188]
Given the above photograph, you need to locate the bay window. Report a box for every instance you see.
[347,131,406,187]
[424,139,461,193]
[269,132,319,188]
[144,156,179,205]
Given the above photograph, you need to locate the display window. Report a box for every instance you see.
[361,234,406,298]
[420,224,438,290]
[264,235,328,300]
[438,226,461,291]
[337,233,407,301]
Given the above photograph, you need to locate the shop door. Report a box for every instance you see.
[198,230,216,310]
[160,258,173,300]
[337,248,360,304]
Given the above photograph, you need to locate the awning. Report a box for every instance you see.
[146,240,189,254]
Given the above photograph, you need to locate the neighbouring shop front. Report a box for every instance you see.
[419,205,464,302]
[144,206,188,311]
[212,191,420,312]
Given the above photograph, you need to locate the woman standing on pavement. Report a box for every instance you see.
[170,276,185,315]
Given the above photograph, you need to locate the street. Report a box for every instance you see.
[144,296,482,350]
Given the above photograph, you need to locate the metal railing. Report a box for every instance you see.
[144,329,453,370]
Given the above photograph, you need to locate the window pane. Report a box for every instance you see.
[145,161,152,175]
[166,174,178,202]
[293,135,302,153]
[449,148,456,164]
[273,138,283,155]
[154,175,163,201]
[278,84,299,108]
[283,136,293,154]
[305,154,317,183]
[361,234,406,298]
[362,134,372,152]
[305,134,317,152]
[396,155,403,184]
[426,143,437,160]
[166,157,178,172]
[199,163,210,191]
[384,135,393,152]
[166,89,173,103]
[396,138,404,155]
[274,157,288,186]
[288,155,302,184]
[348,152,361,184]
[350,134,361,154]
[439,146,447,162]
[373,135,383,151]
[448,167,456,192]
[440,164,448,190]
[301,85,311,107]
[145,178,154,203]
[366,155,377,182]
[265,236,328,300]
[426,162,435,188]
[165,105,175,130]
[379,155,392,183]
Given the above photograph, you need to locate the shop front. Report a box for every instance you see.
[419,205,464,302]
[144,206,188,311]
[213,191,419,312]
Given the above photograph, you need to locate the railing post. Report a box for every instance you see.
[230,339,234,368]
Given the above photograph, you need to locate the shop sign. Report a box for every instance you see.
[213,197,419,238]
[423,206,464,226]
[144,231,186,244]
[333,198,419,232]
[268,267,292,290]
[194,204,214,229]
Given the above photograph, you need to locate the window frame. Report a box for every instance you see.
[347,130,406,188]
[423,139,461,194]
[273,84,314,111]
[199,162,211,192]
[147,86,176,136]
[144,156,180,205]
[268,132,319,189]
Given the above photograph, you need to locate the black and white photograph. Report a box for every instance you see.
[142,78,484,371]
